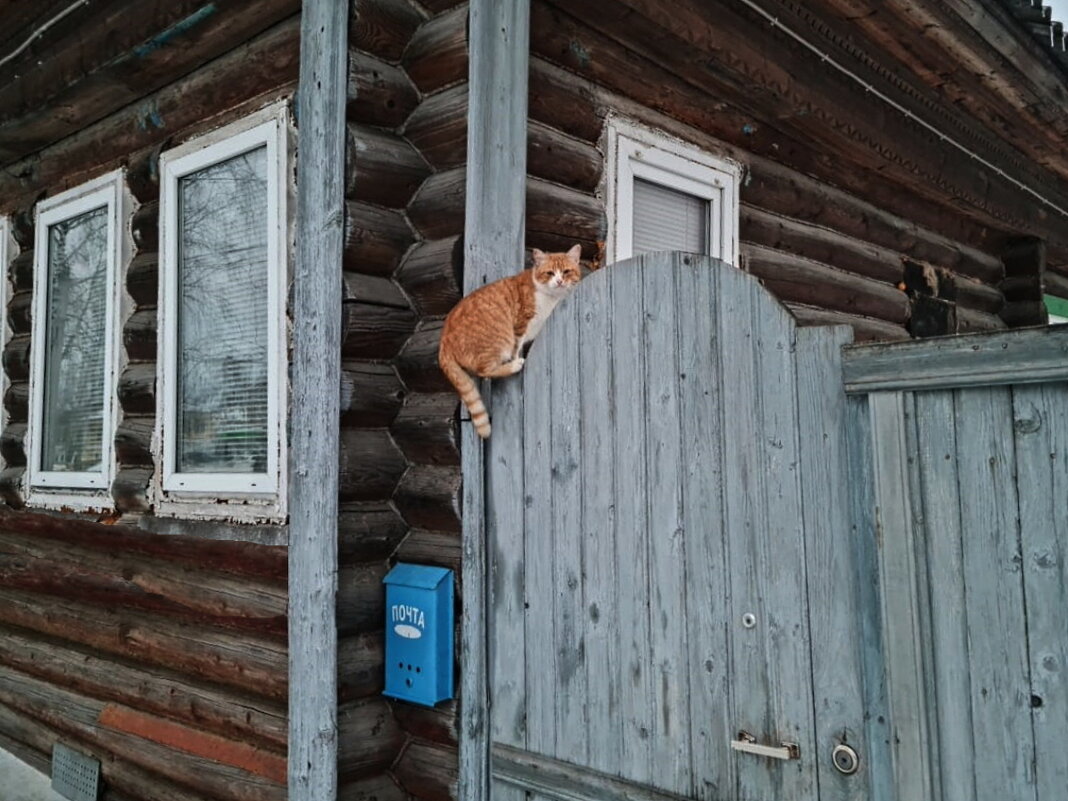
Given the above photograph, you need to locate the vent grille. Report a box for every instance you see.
[51,744,100,801]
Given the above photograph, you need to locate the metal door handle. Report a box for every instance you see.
[730,731,800,761]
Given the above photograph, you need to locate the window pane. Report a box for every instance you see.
[176,146,269,474]
[632,178,709,254]
[41,207,109,474]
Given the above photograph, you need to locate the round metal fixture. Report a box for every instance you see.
[831,744,860,775]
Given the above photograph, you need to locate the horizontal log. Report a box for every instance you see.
[395,321,450,393]
[0,588,287,700]
[337,562,388,636]
[3,335,30,381]
[786,303,909,343]
[408,168,605,242]
[115,414,154,466]
[350,0,427,62]
[392,699,458,746]
[127,251,159,308]
[11,251,32,292]
[338,698,406,781]
[339,632,385,702]
[0,507,288,580]
[343,272,411,308]
[0,18,301,210]
[741,205,903,285]
[999,300,1049,328]
[339,774,407,801]
[341,361,407,428]
[112,466,153,515]
[0,669,286,800]
[4,382,27,422]
[0,0,300,166]
[744,244,909,324]
[529,56,605,144]
[345,200,415,277]
[343,301,418,359]
[132,201,159,253]
[0,531,287,636]
[957,305,1008,333]
[403,5,468,94]
[393,528,461,573]
[395,237,463,317]
[118,363,157,415]
[392,465,461,533]
[391,393,459,465]
[0,700,213,801]
[0,423,26,468]
[8,289,31,334]
[338,501,409,564]
[347,49,419,129]
[954,276,1004,315]
[420,0,468,12]
[339,428,408,502]
[402,84,468,169]
[527,120,604,194]
[393,740,458,801]
[124,307,158,362]
[346,123,430,208]
[0,467,25,508]
[0,624,286,750]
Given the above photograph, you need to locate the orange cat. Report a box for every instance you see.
[439,245,582,438]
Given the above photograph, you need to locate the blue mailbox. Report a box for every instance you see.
[382,562,454,706]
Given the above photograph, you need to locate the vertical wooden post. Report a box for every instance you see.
[460,2,530,799]
[289,0,346,799]
[1000,236,1047,327]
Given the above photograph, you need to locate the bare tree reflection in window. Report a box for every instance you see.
[41,207,109,473]
[176,146,269,474]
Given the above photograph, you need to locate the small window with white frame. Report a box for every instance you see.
[156,107,288,519]
[27,171,126,508]
[605,117,741,266]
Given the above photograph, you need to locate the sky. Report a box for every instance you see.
[1047,0,1068,27]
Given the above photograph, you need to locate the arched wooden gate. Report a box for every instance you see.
[473,253,888,801]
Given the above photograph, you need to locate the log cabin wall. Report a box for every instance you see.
[0,2,299,799]
[343,0,466,798]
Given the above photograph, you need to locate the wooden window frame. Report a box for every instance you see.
[26,171,126,510]
[0,217,11,476]
[604,117,741,266]
[155,106,289,521]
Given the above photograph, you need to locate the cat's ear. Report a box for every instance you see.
[566,244,582,264]
[531,248,547,265]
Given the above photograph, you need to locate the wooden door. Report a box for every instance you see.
[479,253,882,801]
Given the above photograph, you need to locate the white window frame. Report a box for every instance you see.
[155,106,289,519]
[27,171,126,509]
[605,117,741,266]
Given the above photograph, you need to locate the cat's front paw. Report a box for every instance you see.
[510,357,525,374]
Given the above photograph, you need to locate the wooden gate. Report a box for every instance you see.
[843,330,1068,801]
[476,253,886,801]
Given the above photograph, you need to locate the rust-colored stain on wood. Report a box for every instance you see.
[97,704,287,784]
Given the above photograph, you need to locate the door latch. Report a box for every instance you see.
[730,731,800,761]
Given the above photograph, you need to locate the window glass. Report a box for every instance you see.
[40,207,109,473]
[632,178,709,254]
[1045,294,1068,325]
[175,146,269,473]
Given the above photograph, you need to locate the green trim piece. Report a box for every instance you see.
[1045,294,1068,320]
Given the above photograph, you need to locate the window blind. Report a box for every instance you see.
[175,146,269,474]
[40,207,109,474]
[632,178,709,255]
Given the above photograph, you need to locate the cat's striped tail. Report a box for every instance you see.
[439,354,491,439]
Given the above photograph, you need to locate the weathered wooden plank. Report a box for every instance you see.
[784,303,909,343]
[290,1,346,799]
[1012,382,1068,799]
[953,387,1036,800]
[576,266,620,777]
[843,327,1068,394]
[911,391,976,801]
[867,392,935,801]
[675,259,732,800]
[795,323,870,801]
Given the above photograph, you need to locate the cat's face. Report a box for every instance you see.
[531,244,582,293]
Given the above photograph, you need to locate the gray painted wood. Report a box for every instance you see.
[461,1,530,799]
[1013,382,1068,799]
[910,391,975,801]
[289,1,346,798]
[866,392,934,801]
[842,326,1068,394]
